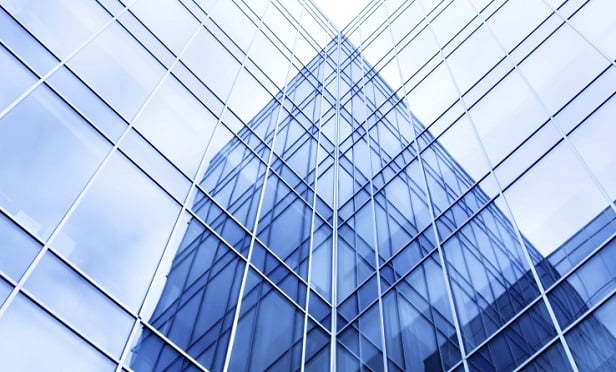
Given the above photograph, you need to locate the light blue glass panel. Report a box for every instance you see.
[47,65,127,142]
[134,74,218,178]
[25,252,133,357]
[0,46,38,110]
[504,142,610,257]
[570,0,616,59]
[119,128,191,201]
[0,8,58,75]
[181,27,241,101]
[569,93,616,201]
[0,278,12,307]
[0,84,110,239]
[406,63,458,126]
[1,0,110,59]
[487,0,551,53]
[130,0,200,55]
[430,0,475,47]
[51,152,180,310]
[0,294,114,371]
[0,212,40,282]
[468,71,547,165]
[518,23,607,113]
[68,21,166,120]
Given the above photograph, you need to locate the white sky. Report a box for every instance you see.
[312,0,372,30]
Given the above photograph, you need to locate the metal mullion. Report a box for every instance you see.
[222,0,305,368]
[387,0,471,369]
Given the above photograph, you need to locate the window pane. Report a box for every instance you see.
[0,212,40,282]
[68,22,166,120]
[0,294,114,371]
[25,252,134,357]
[51,152,180,310]
[0,84,110,239]
[2,0,110,59]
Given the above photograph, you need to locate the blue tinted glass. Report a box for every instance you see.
[520,341,573,372]
[0,212,40,281]
[0,84,110,239]
[0,294,114,370]
[229,270,304,371]
[51,152,179,310]
[68,21,166,120]
[0,278,12,307]
[549,237,615,329]
[25,252,133,357]
[2,0,110,59]
[0,46,38,110]
[382,253,461,371]
[129,325,201,372]
[566,295,616,371]
[142,217,245,371]
[469,302,556,371]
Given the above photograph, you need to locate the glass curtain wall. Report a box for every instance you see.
[0,0,615,371]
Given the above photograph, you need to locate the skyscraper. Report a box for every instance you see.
[0,0,614,371]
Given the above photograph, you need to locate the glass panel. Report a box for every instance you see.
[382,253,461,371]
[0,46,38,110]
[566,295,616,371]
[68,21,166,120]
[468,302,556,371]
[518,24,607,113]
[51,151,180,310]
[443,199,539,351]
[569,93,616,202]
[181,27,241,101]
[570,0,616,59]
[0,294,114,370]
[129,325,201,372]
[487,0,551,53]
[140,216,246,371]
[130,0,200,55]
[25,252,133,357]
[133,74,218,178]
[548,237,616,329]
[228,270,304,371]
[504,142,610,257]
[468,71,547,165]
[0,212,40,281]
[2,0,110,59]
[0,84,110,239]
[520,341,573,372]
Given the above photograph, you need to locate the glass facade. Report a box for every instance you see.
[0,0,615,371]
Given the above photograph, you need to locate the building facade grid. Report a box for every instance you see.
[0,0,615,371]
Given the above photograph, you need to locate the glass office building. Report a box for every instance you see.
[0,0,615,370]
